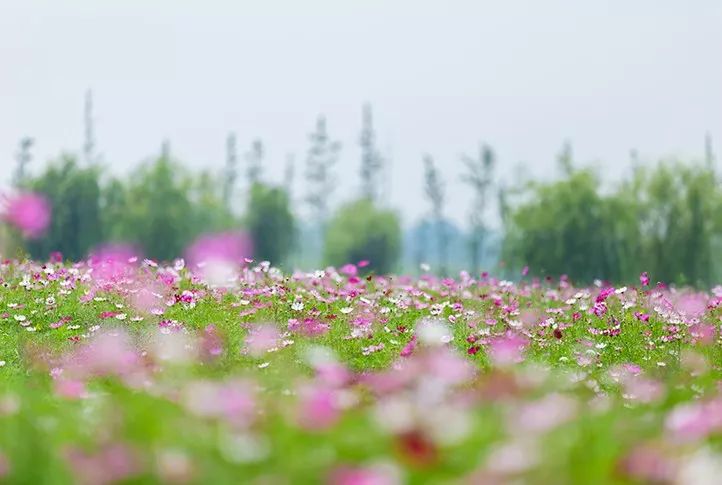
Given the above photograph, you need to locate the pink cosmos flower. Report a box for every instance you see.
[329,465,399,485]
[88,244,139,286]
[341,264,358,276]
[244,324,280,357]
[488,333,528,366]
[185,231,251,287]
[400,336,417,357]
[666,399,722,442]
[64,443,141,485]
[183,379,256,428]
[591,301,607,317]
[199,324,224,361]
[1,192,51,238]
[640,272,650,286]
[510,393,578,434]
[297,385,340,430]
[620,445,677,483]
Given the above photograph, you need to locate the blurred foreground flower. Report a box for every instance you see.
[185,231,251,287]
[1,192,51,238]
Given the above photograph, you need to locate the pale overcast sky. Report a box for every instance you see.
[1,0,721,227]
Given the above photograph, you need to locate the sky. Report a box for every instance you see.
[2,0,721,228]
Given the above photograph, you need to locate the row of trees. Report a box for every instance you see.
[503,149,720,286]
[8,103,409,274]
[8,93,719,284]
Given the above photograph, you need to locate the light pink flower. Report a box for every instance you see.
[488,333,528,366]
[245,324,280,357]
[297,385,340,430]
[64,443,141,485]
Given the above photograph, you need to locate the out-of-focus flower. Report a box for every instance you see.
[1,192,51,238]
[329,463,400,485]
[0,451,9,479]
[620,444,677,483]
[244,324,280,357]
[183,379,256,428]
[155,449,195,484]
[640,272,650,287]
[677,447,722,485]
[509,393,577,434]
[666,399,722,443]
[488,333,528,367]
[64,443,141,485]
[415,319,452,346]
[185,232,251,288]
[297,384,341,430]
[88,244,139,286]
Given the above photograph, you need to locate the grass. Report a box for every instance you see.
[1,258,722,484]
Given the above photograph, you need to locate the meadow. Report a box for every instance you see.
[1,248,721,484]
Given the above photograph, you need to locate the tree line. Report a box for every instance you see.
[5,93,719,285]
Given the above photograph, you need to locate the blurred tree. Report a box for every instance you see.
[113,155,195,260]
[423,155,447,275]
[462,144,495,276]
[246,183,295,266]
[24,155,103,260]
[503,161,722,286]
[13,137,34,187]
[246,139,264,186]
[222,133,238,209]
[83,89,98,165]
[503,169,613,283]
[284,153,296,195]
[324,199,401,274]
[305,115,341,226]
[359,104,383,202]
[192,170,237,233]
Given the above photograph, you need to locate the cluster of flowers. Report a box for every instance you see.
[0,201,721,482]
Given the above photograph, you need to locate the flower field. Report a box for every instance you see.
[1,252,722,484]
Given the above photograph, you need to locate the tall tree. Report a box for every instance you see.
[114,155,195,260]
[705,133,715,171]
[324,199,401,274]
[13,137,34,187]
[246,183,295,266]
[83,89,97,165]
[423,155,447,275]
[305,115,341,224]
[284,153,295,195]
[359,104,383,201]
[462,144,495,275]
[222,133,238,209]
[24,155,104,260]
[246,139,264,185]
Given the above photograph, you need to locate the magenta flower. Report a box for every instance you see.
[640,272,650,286]
[1,192,51,238]
[341,264,358,276]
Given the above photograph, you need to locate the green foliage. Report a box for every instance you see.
[246,183,295,266]
[324,199,401,274]
[109,156,196,260]
[103,157,236,261]
[504,161,722,286]
[24,155,103,260]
